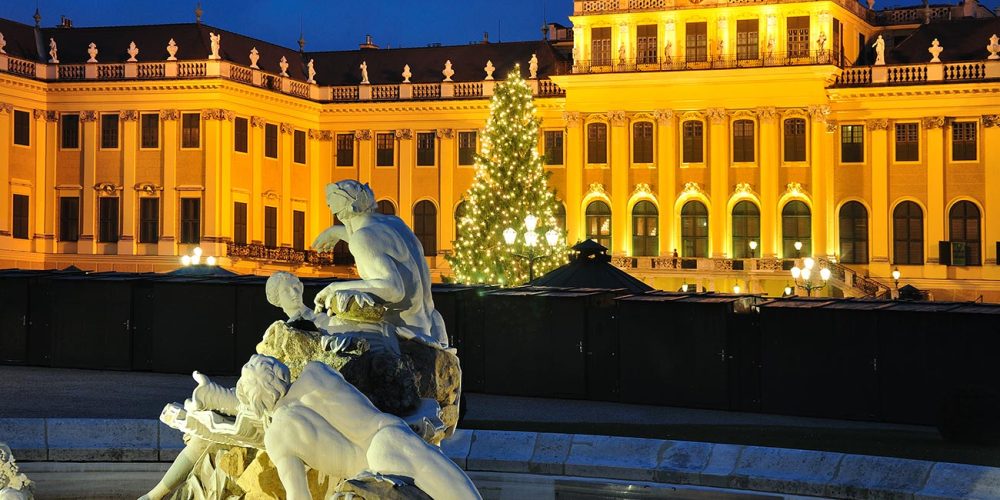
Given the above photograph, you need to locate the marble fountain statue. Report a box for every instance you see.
[141,180,481,500]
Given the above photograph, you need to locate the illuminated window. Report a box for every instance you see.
[839,202,868,264]
[787,16,810,58]
[731,201,760,258]
[682,120,703,163]
[636,25,658,64]
[893,201,923,265]
[181,113,200,148]
[782,201,811,257]
[592,27,612,66]
[681,201,708,258]
[895,123,918,162]
[736,19,759,61]
[336,134,354,166]
[544,130,564,165]
[632,201,658,257]
[841,124,864,163]
[952,122,977,161]
[633,122,653,163]
[587,123,607,164]
[586,201,611,249]
[685,22,708,62]
[948,201,981,266]
[376,133,395,166]
[417,132,436,166]
[733,119,755,163]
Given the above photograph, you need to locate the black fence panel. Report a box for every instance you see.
[0,273,31,364]
[235,277,285,366]
[578,290,619,401]
[48,276,134,370]
[432,284,490,393]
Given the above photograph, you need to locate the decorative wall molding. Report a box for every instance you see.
[825,120,838,133]
[866,118,889,130]
[43,110,58,122]
[733,182,756,196]
[786,182,806,197]
[436,128,454,139]
[0,103,12,114]
[755,107,778,122]
[922,116,946,129]
[705,108,728,124]
[119,110,138,122]
[280,122,293,134]
[202,109,234,121]
[588,183,607,197]
[79,111,99,122]
[395,128,413,140]
[652,109,674,125]
[33,109,45,120]
[807,105,831,122]
[633,183,652,197]
[159,109,179,121]
[134,183,163,194]
[608,110,628,126]
[250,116,265,128]
[93,182,122,194]
[682,182,705,196]
[982,114,1000,128]
[562,111,581,128]
[262,190,280,200]
[308,129,333,141]
[354,129,372,141]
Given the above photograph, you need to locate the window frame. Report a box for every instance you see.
[736,19,760,61]
[632,121,654,165]
[892,201,924,265]
[948,200,982,266]
[180,112,201,150]
[98,196,120,243]
[543,130,564,166]
[950,121,978,162]
[413,200,438,256]
[59,196,80,242]
[591,27,613,66]
[458,131,477,166]
[786,16,811,59]
[416,132,437,167]
[293,129,307,164]
[138,196,160,244]
[233,116,248,154]
[140,113,160,150]
[13,110,30,147]
[838,201,869,264]
[587,122,608,165]
[264,123,279,159]
[233,201,248,245]
[732,119,756,164]
[585,200,612,250]
[680,200,709,258]
[264,205,278,248]
[781,200,812,257]
[893,122,919,163]
[180,197,201,244]
[636,24,659,65]
[336,133,355,167]
[840,124,865,164]
[731,200,761,259]
[12,194,30,240]
[100,113,120,150]
[631,200,659,257]
[681,120,705,164]
[61,113,80,150]
[685,22,708,63]
[782,117,808,164]
[375,132,396,167]
[292,209,306,251]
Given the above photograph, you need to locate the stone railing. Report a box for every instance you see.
[573,50,839,74]
[818,258,892,299]
[225,241,342,267]
[0,52,564,104]
[612,256,795,273]
[575,0,873,21]
[835,59,998,87]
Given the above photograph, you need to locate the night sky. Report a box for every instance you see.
[1,0,997,52]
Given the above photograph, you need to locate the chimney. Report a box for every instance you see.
[58,15,72,28]
[482,32,490,44]
[360,34,379,50]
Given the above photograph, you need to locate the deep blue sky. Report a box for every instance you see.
[0,1,572,50]
[2,0,996,51]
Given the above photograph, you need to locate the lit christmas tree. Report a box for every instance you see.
[446,67,569,286]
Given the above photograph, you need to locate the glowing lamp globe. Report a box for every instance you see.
[545,229,559,247]
[820,267,832,281]
[524,214,539,232]
[790,266,802,279]
[193,246,203,257]
[794,241,803,251]
[804,257,815,270]
[749,241,758,251]
[503,228,517,245]
[892,268,901,281]
[802,268,812,281]
[681,283,689,293]
[784,286,793,296]
[733,285,741,294]
[524,231,539,247]
[206,256,217,266]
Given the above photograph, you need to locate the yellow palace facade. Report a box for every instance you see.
[1,0,999,300]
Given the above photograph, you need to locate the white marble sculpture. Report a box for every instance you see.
[484,60,495,80]
[765,37,775,61]
[618,43,626,64]
[817,32,827,54]
[87,42,98,63]
[571,46,579,68]
[312,180,450,350]
[0,443,33,500]
[0,33,6,54]
[145,356,480,500]
[208,32,221,60]
[443,60,455,82]
[249,47,259,68]
[987,34,999,60]
[307,59,316,83]
[166,39,178,61]
[402,64,412,83]
[873,34,885,65]
[127,41,139,62]
[48,38,58,64]
[663,41,672,64]
[279,56,289,77]
[716,40,724,60]
[928,38,943,63]
[360,60,369,84]
[529,53,538,78]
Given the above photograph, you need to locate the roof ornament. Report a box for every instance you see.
[872,34,885,66]
[33,8,41,28]
[249,47,259,68]
[484,60,495,80]
[928,38,943,63]
[528,54,538,79]
[0,33,6,54]
[988,34,1000,60]
[278,56,289,77]
[127,41,139,62]
[360,61,369,84]
[306,59,316,84]
[87,42,98,63]
[442,60,454,82]
[195,2,203,24]
[208,32,221,60]
[167,39,178,61]
[48,38,58,64]
[402,64,411,83]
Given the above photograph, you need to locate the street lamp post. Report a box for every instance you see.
[793,240,803,258]
[504,214,560,283]
[892,266,901,298]
[789,257,831,297]
[748,240,758,259]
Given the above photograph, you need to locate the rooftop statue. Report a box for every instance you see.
[0,32,6,54]
[360,60,369,84]
[48,38,58,64]
[209,32,221,60]
[873,34,886,65]
[166,39,178,60]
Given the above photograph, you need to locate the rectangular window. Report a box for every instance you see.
[12,194,29,239]
[682,121,704,163]
[293,129,306,164]
[264,123,278,158]
[544,130,564,165]
[264,206,278,248]
[234,117,248,153]
[180,198,201,244]
[98,197,120,243]
[591,27,612,66]
[784,118,806,162]
[736,19,759,61]
[841,124,864,163]
[181,113,200,148]
[636,24,658,64]
[417,132,436,166]
[13,110,29,146]
[376,133,395,166]
[895,123,919,162]
[458,131,477,166]
[141,113,159,149]
[139,197,159,244]
[336,134,354,166]
[233,202,248,245]
[787,16,810,58]
[59,196,79,242]
[61,114,80,149]
[952,122,977,161]
[633,122,654,163]
[685,22,708,62]
[293,210,305,251]
[733,120,755,163]
[587,124,608,164]
[100,114,119,149]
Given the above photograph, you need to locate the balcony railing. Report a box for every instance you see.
[833,60,997,87]
[611,256,796,273]
[575,0,874,23]
[226,241,353,267]
[571,50,840,74]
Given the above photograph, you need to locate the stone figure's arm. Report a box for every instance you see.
[314,231,406,313]
[312,225,347,252]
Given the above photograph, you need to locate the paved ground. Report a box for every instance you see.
[1,365,998,467]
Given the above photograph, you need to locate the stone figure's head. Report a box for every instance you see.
[325,180,376,221]
[236,354,291,421]
[265,271,303,316]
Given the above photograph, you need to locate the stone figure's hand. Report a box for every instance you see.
[320,334,351,353]
[312,227,341,252]
[314,288,374,316]
[190,371,211,410]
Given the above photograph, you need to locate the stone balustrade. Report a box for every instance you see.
[836,59,999,86]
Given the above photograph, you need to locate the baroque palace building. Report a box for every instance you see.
[0,0,999,300]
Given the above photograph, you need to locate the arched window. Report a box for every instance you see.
[732,119,755,163]
[413,201,437,257]
[585,201,611,249]
[731,201,760,258]
[376,199,396,215]
[681,200,709,258]
[587,123,608,164]
[454,201,468,241]
[893,201,923,265]
[552,202,566,232]
[631,201,658,257]
[633,122,653,163]
[839,202,869,264]
[949,201,981,266]
[781,200,811,257]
